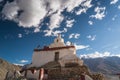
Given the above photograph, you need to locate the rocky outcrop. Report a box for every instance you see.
[0,58,105,80]
[0,58,21,80]
[41,61,105,80]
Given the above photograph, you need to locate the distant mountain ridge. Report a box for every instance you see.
[0,58,21,80]
[83,56,120,74]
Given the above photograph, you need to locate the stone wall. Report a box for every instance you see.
[48,65,90,79]
[47,65,105,80]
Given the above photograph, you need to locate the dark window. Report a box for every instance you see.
[54,52,59,61]
[57,39,59,42]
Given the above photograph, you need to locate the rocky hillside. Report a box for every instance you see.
[83,56,120,74]
[0,58,21,80]
[1,56,120,80]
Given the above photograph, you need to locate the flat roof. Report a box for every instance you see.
[34,46,75,51]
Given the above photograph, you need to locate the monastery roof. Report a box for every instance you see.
[34,45,75,51]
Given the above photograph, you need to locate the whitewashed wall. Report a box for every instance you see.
[31,47,76,67]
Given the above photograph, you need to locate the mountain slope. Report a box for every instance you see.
[1,56,120,79]
[0,58,21,80]
[83,56,120,74]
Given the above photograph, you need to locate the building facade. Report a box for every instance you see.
[21,34,84,80]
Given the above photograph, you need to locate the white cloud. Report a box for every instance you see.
[2,0,46,28]
[80,51,120,58]
[90,7,106,20]
[2,1,19,20]
[82,0,92,8]
[20,60,28,63]
[66,19,75,28]
[52,30,63,36]
[65,0,89,12]
[2,0,92,36]
[75,0,92,15]
[110,0,118,4]
[13,63,24,66]
[74,34,80,39]
[88,21,93,25]
[44,29,53,37]
[44,28,67,37]
[66,41,72,46]
[66,41,89,50]
[87,35,96,41]
[18,33,22,38]
[17,0,46,28]
[69,33,80,39]
[52,28,67,36]
[75,44,89,50]
[34,28,40,33]
[76,8,87,15]
[69,33,74,39]
[49,12,64,30]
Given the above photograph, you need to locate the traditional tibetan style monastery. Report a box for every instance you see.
[20,35,103,80]
[32,34,83,67]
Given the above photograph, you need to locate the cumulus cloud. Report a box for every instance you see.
[18,33,22,38]
[2,1,19,20]
[76,0,92,15]
[66,41,89,50]
[66,19,75,28]
[44,28,67,36]
[34,28,40,33]
[66,41,72,46]
[74,34,80,39]
[74,44,89,50]
[76,8,87,15]
[87,35,96,41]
[44,29,53,37]
[49,12,64,30]
[69,33,74,39]
[20,59,29,63]
[90,7,106,20]
[69,33,80,39]
[2,0,46,28]
[88,20,93,25]
[80,51,120,58]
[52,28,67,36]
[110,0,118,4]
[69,34,74,39]
[2,0,92,36]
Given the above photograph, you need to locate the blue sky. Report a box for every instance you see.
[0,0,120,65]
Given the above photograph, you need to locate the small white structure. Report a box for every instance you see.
[31,34,83,67]
[21,34,83,79]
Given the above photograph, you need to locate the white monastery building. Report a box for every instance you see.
[21,34,86,80]
[31,34,83,67]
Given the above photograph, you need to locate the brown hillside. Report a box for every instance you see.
[0,58,21,80]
